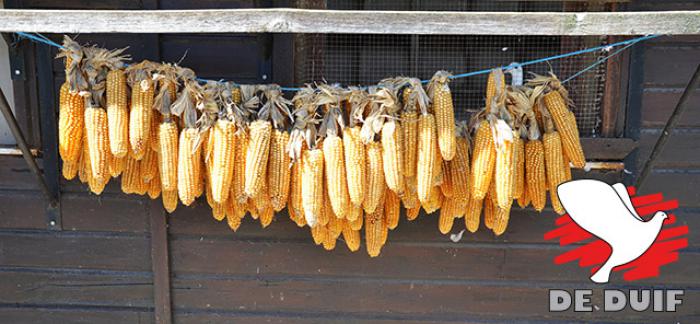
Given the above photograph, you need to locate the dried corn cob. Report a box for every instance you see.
[323,135,350,218]
[232,130,249,204]
[226,212,242,232]
[422,185,443,214]
[406,206,421,221]
[85,107,110,182]
[563,153,572,182]
[158,121,179,191]
[384,188,400,230]
[244,120,272,198]
[346,203,362,223]
[526,140,547,211]
[177,128,201,206]
[211,119,236,203]
[350,207,364,230]
[121,155,139,194]
[402,110,418,178]
[288,157,304,225]
[327,212,343,241]
[148,171,162,199]
[363,142,385,214]
[342,219,361,252]
[513,136,525,199]
[432,132,444,186]
[343,126,366,207]
[492,202,512,236]
[310,224,325,245]
[268,129,291,211]
[451,135,470,203]
[495,131,515,209]
[140,148,158,184]
[470,120,496,200]
[302,149,324,227]
[62,160,79,180]
[427,71,456,160]
[381,120,406,196]
[440,159,454,198]
[162,189,178,213]
[317,188,331,227]
[484,191,495,230]
[416,114,437,203]
[401,176,420,209]
[544,130,567,215]
[109,155,126,178]
[517,186,530,208]
[439,197,456,234]
[365,203,385,258]
[129,78,154,160]
[543,91,585,168]
[465,196,482,233]
[211,200,225,221]
[58,82,85,163]
[106,69,129,158]
[259,206,274,228]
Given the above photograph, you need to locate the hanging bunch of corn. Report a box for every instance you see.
[396,78,429,210]
[541,105,567,215]
[373,83,406,197]
[360,86,388,214]
[126,61,156,160]
[451,122,471,214]
[411,81,438,206]
[343,87,369,208]
[230,85,257,207]
[317,84,351,219]
[287,86,315,227]
[170,75,204,206]
[57,36,88,165]
[427,71,456,161]
[528,73,585,168]
[259,85,294,213]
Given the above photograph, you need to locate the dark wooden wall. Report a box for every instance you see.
[0,1,699,323]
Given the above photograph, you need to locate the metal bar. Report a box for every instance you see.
[636,64,700,191]
[0,9,698,35]
[0,87,55,204]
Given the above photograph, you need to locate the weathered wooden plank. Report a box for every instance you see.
[641,89,700,128]
[639,172,700,207]
[0,308,153,324]
[644,45,700,87]
[60,193,149,233]
[0,156,41,191]
[148,199,172,324]
[580,137,637,160]
[0,231,151,271]
[169,236,699,286]
[638,130,700,168]
[171,278,700,322]
[0,190,47,229]
[0,9,698,35]
[0,269,153,308]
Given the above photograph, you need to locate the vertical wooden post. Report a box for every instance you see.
[600,3,624,137]
[148,199,172,324]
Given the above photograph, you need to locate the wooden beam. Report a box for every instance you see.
[148,199,172,324]
[0,9,698,35]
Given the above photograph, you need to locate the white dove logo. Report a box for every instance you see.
[556,179,668,284]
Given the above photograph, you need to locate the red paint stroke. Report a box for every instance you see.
[545,187,689,282]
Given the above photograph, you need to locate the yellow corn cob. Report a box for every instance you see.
[62,160,79,180]
[422,185,443,214]
[517,186,530,208]
[381,120,406,196]
[259,206,274,229]
[150,113,161,153]
[140,147,158,184]
[465,197,482,233]
[177,128,201,206]
[310,224,325,246]
[327,211,343,241]
[365,203,385,258]
[543,91,585,168]
[492,201,512,236]
[253,171,271,213]
[563,153,572,182]
[246,198,259,220]
[85,108,110,182]
[343,126,366,207]
[158,122,179,191]
[289,204,307,227]
[454,194,467,219]
[148,171,162,199]
[302,148,324,227]
[495,135,515,209]
[322,228,337,251]
[416,114,437,203]
[132,161,148,195]
[341,219,361,252]
[106,70,129,158]
[211,120,236,203]
[58,82,85,163]
[162,189,178,213]
[195,130,208,199]
[232,130,249,204]
[440,159,454,198]
[513,136,525,199]
[317,188,331,227]
[451,136,470,202]
[226,211,242,232]
[232,86,242,104]
[431,76,456,161]
[432,141,444,186]
[470,120,496,200]
[525,140,547,211]
[363,142,385,214]
[244,120,272,198]
[268,129,291,211]
[288,156,304,224]
[439,197,456,234]
[384,188,400,230]
[211,200,225,221]
[121,156,138,194]
[486,69,506,104]
[484,191,495,230]
[380,216,389,246]
[544,131,567,215]
[88,171,109,195]
[109,154,126,178]
[401,111,418,178]
[401,176,420,209]
[406,206,421,221]
[350,207,364,230]
[346,203,362,223]
[78,132,89,185]
[323,135,350,218]
[129,79,154,160]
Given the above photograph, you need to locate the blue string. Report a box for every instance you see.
[15,31,659,91]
